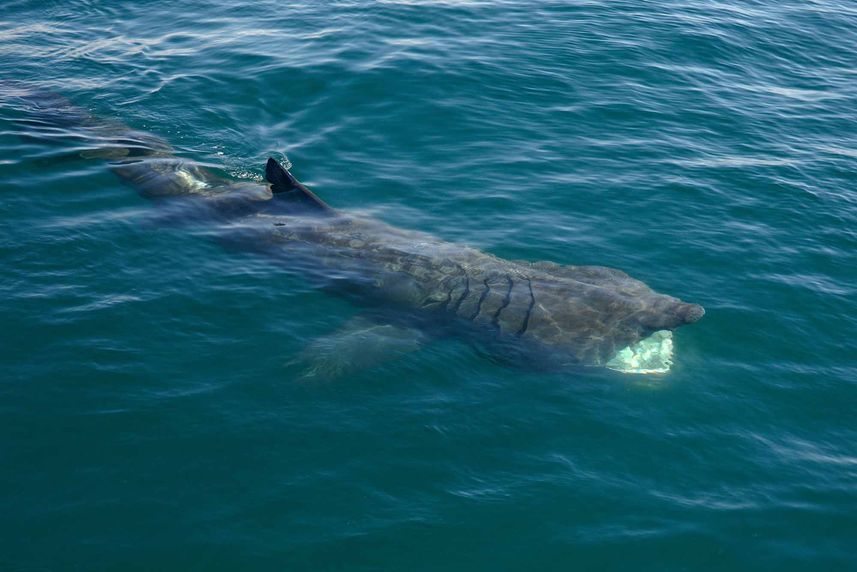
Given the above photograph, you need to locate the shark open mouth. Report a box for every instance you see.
[606,330,674,374]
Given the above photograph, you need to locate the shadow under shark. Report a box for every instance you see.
[12,90,704,376]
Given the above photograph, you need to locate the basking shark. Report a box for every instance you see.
[12,90,704,375]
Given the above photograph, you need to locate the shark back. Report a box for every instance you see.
[252,209,703,368]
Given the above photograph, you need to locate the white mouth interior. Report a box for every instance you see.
[606,330,673,374]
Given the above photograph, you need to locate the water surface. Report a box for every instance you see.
[1,1,856,569]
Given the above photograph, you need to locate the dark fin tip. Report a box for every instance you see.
[265,157,296,192]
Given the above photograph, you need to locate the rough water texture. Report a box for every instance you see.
[1,1,856,570]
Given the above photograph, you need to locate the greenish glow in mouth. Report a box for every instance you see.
[606,330,674,374]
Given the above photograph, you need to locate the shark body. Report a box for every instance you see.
[12,90,704,373]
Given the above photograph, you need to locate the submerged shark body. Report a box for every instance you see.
[12,90,704,374]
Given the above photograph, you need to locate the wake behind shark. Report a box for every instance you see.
[11,90,704,375]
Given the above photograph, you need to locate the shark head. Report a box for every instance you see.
[602,298,704,374]
[518,264,704,374]
[601,297,704,374]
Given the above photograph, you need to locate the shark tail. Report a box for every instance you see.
[5,85,93,132]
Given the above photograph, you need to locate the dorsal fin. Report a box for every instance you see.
[265,157,332,213]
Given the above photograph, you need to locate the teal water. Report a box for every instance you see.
[2,1,856,569]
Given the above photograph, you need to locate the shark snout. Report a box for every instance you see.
[638,297,705,331]
[679,303,705,324]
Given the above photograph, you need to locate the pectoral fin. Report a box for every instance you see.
[290,316,428,380]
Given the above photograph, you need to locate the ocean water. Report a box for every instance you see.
[1,0,856,569]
